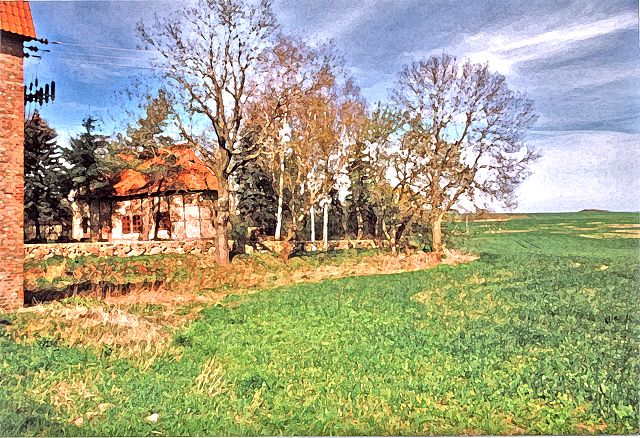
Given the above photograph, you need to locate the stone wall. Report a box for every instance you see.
[0,32,26,310]
[254,239,382,254]
[25,239,217,262]
[25,238,384,262]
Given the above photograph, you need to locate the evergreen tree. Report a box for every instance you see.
[61,117,120,240]
[126,90,174,158]
[327,187,346,240]
[62,117,113,201]
[24,112,69,241]
[116,91,185,239]
[235,156,278,237]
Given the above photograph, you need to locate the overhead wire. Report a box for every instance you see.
[48,50,158,63]
[48,40,158,54]
[49,55,168,71]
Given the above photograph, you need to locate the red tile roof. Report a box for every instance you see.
[0,1,36,39]
[113,147,219,197]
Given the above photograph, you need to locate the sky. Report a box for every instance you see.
[27,0,640,213]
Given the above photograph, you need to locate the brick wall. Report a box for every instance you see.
[0,32,26,310]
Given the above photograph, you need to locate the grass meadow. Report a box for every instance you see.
[1,212,638,435]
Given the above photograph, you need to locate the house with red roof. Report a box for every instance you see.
[0,0,36,309]
[71,146,220,242]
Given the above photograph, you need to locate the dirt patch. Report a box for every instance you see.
[606,223,640,229]
[485,229,532,234]
[612,229,640,238]
[471,218,513,223]
[579,231,640,239]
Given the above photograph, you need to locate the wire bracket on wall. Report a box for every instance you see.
[24,79,56,106]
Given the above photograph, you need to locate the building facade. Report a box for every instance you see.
[71,147,219,242]
[0,1,36,309]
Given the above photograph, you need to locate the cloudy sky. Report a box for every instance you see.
[28,0,639,212]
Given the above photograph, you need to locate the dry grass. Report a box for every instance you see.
[64,249,478,307]
[607,223,640,229]
[9,302,188,369]
[579,231,640,239]
[485,229,532,234]
[193,358,229,397]
[24,368,121,427]
[13,249,479,371]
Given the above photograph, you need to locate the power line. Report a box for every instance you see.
[49,49,158,64]
[50,55,168,71]
[49,40,158,54]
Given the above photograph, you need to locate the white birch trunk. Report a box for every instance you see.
[274,150,285,240]
[322,201,329,250]
[310,205,316,242]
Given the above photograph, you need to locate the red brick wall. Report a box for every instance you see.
[0,32,26,310]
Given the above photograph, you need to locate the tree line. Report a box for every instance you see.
[24,0,538,265]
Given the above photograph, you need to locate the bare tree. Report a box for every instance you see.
[367,118,432,254]
[138,0,281,265]
[392,53,538,259]
[245,36,330,240]
[284,65,364,247]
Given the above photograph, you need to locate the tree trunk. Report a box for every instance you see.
[341,204,349,239]
[395,222,407,247]
[310,205,316,242]
[432,214,444,261]
[274,151,285,240]
[390,225,398,256]
[153,194,161,240]
[355,206,363,239]
[215,191,231,266]
[381,217,395,253]
[89,199,101,242]
[216,218,230,266]
[322,201,329,250]
[373,210,382,239]
[34,217,42,242]
[291,209,299,240]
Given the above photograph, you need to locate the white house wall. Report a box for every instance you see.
[73,193,216,242]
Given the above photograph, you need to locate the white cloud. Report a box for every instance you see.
[304,0,412,44]
[512,131,640,212]
[405,10,637,77]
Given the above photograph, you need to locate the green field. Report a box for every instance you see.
[1,212,639,435]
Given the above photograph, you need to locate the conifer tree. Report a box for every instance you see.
[24,112,69,241]
[62,117,112,200]
[116,91,183,239]
[61,117,119,240]
[235,156,278,236]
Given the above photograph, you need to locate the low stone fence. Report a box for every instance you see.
[256,239,381,254]
[25,238,385,262]
[25,239,217,262]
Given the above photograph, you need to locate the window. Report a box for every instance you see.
[157,212,171,231]
[132,214,143,233]
[122,216,131,234]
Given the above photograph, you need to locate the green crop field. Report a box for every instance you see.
[1,212,638,435]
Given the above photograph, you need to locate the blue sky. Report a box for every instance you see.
[27,0,639,212]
